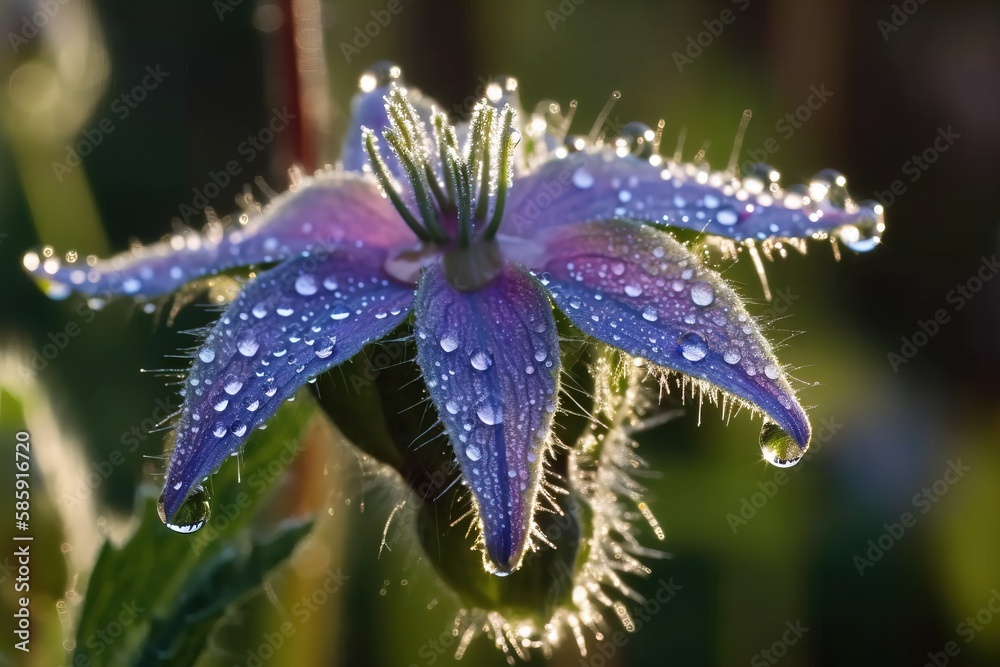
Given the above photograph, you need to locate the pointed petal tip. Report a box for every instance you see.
[413,263,558,578]
[482,518,523,576]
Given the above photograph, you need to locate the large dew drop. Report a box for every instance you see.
[838,204,885,253]
[759,421,806,468]
[677,332,708,361]
[157,485,212,533]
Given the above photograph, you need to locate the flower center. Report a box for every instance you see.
[364,88,519,290]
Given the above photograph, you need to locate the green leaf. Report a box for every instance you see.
[70,399,315,667]
[133,518,313,667]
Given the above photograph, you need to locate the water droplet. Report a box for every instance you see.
[572,168,595,189]
[122,278,142,294]
[610,262,626,276]
[445,400,460,415]
[231,420,247,437]
[759,421,806,468]
[295,274,318,296]
[237,337,259,357]
[723,350,741,364]
[224,379,243,395]
[838,203,884,253]
[243,397,260,412]
[624,284,643,297]
[810,168,850,209]
[213,423,227,437]
[742,163,780,195]
[477,404,503,425]
[252,303,268,319]
[618,121,654,159]
[534,349,547,362]
[359,60,401,92]
[641,307,658,322]
[677,332,708,361]
[315,338,336,358]
[465,444,482,461]
[440,335,459,352]
[199,348,216,364]
[690,282,715,306]
[214,398,229,412]
[157,485,211,533]
[716,206,739,226]
[330,305,351,320]
[276,305,294,317]
[764,363,780,379]
[470,351,492,371]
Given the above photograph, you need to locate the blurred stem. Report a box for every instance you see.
[269,0,331,172]
[4,130,109,254]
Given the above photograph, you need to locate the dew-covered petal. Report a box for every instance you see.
[536,219,810,447]
[505,148,883,246]
[413,263,559,574]
[160,244,414,522]
[23,172,415,300]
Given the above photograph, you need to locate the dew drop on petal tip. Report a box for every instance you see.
[157,486,211,534]
[759,421,806,468]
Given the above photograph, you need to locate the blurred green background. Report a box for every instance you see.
[2,0,999,665]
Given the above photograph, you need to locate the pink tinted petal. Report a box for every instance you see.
[536,219,810,448]
[24,172,414,299]
[506,149,882,246]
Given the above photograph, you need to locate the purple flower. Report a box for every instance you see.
[23,63,884,575]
